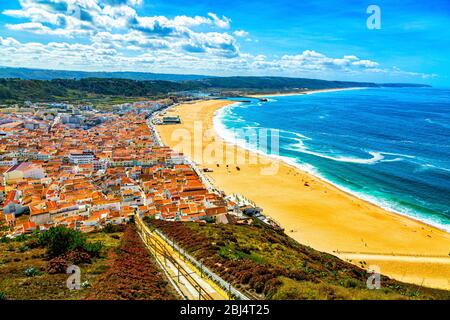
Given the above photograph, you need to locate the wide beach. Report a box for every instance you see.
[156,99,450,290]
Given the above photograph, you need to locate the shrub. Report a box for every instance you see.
[24,266,42,277]
[14,234,29,242]
[103,223,124,234]
[83,242,102,258]
[25,238,40,249]
[47,256,69,274]
[0,236,10,243]
[38,226,102,258]
[47,249,93,274]
[263,278,283,297]
[0,291,7,300]
[65,249,92,264]
[38,226,86,257]
[18,245,30,253]
[342,278,359,288]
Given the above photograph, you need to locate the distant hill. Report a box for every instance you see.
[0,67,211,82]
[194,76,381,90]
[194,76,431,90]
[0,78,198,102]
[0,67,432,89]
[0,74,432,104]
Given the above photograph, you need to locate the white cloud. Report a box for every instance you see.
[352,59,379,68]
[101,0,142,6]
[2,0,240,58]
[172,15,212,27]
[91,31,170,49]
[207,12,231,29]
[0,35,430,81]
[6,22,90,37]
[275,51,380,72]
[344,55,359,61]
[0,36,20,47]
[0,0,433,81]
[233,29,248,37]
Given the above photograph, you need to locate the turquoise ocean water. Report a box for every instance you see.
[214,88,450,231]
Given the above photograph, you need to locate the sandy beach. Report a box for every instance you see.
[156,99,450,290]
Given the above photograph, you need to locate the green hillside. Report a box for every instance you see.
[0,76,431,104]
[147,219,449,300]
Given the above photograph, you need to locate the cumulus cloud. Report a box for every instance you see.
[6,22,89,37]
[101,0,143,6]
[207,12,231,29]
[91,31,170,49]
[233,30,249,37]
[352,59,379,68]
[172,15,212,27]
[3,0,239,57]
[273,51,381,72]
[0,35,429,80]
[0,0,432,81]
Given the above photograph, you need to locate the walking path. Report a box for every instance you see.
[135,215,240,300]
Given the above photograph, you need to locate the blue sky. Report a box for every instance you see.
[0,0,449,85]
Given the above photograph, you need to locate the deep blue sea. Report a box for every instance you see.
[215,88,450,231]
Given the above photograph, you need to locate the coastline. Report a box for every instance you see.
[214,101,450,233]
[249,87,368,98]
[155,99,450,290]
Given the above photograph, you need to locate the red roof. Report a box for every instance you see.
[22,221,37,232]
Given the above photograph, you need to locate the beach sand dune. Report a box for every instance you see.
[156,99,450,290]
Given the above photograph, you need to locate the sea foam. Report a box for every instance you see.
[214,89,450,233]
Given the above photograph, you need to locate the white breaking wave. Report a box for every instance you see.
[425,118,450,129]
[417,163,450,174]
[213,101,450,233]
[278,128,312,140]
[283,133,386,165]
[285,145,385,164]
[380,158,403,163]
[382,152,416,159]
[283,134,415,165]
[216,104,386,166]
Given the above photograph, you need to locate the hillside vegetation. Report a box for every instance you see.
[0,76,430,104]
[0,78,196,103]
[0,228,122,300]
[0,67,210,81]
[147,219,450,300]
[0,224,177,300]
[86,224,178,300]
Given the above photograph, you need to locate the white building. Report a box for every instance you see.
[0,158,17,167]
[69,151,95,164]
[4,162,45,183]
